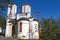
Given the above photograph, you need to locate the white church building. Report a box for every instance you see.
[5,4,39,39]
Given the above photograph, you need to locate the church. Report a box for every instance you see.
[5,4,39,39]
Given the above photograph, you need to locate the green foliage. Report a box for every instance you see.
[0,0,13,28]
[41,16,59,40]
[0,16,6,28]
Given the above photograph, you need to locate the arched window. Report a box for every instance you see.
[20,22,22,32]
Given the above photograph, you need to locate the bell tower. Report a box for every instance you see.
[21,4,31,18]
[5,4,17,37]
[7,4,17,19]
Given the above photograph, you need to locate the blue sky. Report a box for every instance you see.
[14,0,60,19]
[2,0,60,20]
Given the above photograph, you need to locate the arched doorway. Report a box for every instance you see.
[12,24,15,37]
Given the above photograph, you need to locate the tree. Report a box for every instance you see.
[41,16,59,40]
[0,16,6,28]
[0,0,14,28]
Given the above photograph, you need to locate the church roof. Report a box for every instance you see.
[17,17,29,21]
[33,19,38,22]
[28,16,33,19]
[8,19,17,24]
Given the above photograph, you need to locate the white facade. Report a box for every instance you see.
[5,4,39,39]
[17,20,29,39]
[32,21,39,39]
[5,23,13,37]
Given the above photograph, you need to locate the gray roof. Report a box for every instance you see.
[8,19,17,23]
[33,19,38,22]
[17,17,29,21]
